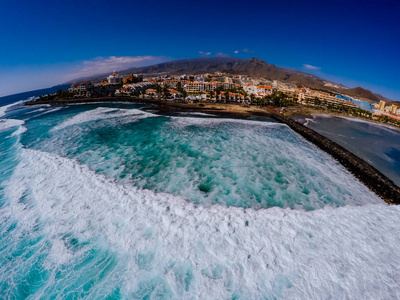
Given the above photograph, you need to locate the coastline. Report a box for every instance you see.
[24,97,400,204]
[284,105,400,132]
[24,97,277,120]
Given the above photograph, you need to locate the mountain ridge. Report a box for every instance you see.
[78,57,391,103]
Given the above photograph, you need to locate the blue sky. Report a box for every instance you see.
[0,0,399,100]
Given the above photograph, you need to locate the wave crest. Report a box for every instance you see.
[1,148,400,298]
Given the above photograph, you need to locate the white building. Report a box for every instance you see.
[243,83,274,98]
[184,82,215,92]
[107,72,122,84]
[68,81,93,97]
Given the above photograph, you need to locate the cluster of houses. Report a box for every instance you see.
[67,72,380,110]
[68,72,125,98]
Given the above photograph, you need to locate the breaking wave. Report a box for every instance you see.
[1,148,399,299]
[52,107,156,131]
[1,103,399,299]
[0,101,24,118]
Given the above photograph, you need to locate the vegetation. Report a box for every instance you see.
[374,115,400,128]
[176,82,187,99]
[303,97,373,118]
[252,91,296,107]
[38,89,75,101]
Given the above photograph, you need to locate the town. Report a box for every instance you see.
[39,71,400,127]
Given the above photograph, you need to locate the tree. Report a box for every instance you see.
[209,91,214,102]
[182,90,188,101]
[215,86,224,102]
[163,85,170,100]
[224,91,230,103]
[155,84,163,100]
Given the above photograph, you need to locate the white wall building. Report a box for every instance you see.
[107,72,122,84]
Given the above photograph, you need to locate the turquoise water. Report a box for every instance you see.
[1,100,399,299]
[20,104,374,210]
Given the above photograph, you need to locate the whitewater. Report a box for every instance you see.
[0,101,399,299]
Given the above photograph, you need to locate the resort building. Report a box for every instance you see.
[257,85,274,94]
[391,104,398,115]
[184,82,215,92]
[183,81,239,93]
[107,72,122,84]
[243,83,274,98]
[298,90,356,107]
[68,81,93,97]
[378,100,386,111]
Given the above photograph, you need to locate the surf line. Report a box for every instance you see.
[270,111,400,205]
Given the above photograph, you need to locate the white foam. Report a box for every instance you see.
[28,107,63,119]
[170,116,286,129]
[311,114,334,118]
[52,107,156,131]
[179,112,218,117]
[29,107,47,113]
[0,119,25,133]
[304,117,315,126]
[10,125,27,137]
[2,148,399,299]
[0,101,23,118]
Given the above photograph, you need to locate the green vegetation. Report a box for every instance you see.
[252,91,296,107]
[374,115,400,128]
[38,89,75,101]
[175,82,187,99]
[303,97,373,118]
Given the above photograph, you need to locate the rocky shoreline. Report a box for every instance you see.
[270,112,400,205]
[25,97,400,205]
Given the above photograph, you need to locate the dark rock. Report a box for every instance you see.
[271,111,400,205]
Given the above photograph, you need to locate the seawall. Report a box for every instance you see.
[271,111,400,205]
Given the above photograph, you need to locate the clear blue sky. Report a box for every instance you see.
[0,0,399,100]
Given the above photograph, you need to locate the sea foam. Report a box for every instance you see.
[170,115,285,128]
[0,118,25,133]
[0,100,23,118]
[45,114,379,210]
[1,148,399,299]
[52,107,156,131]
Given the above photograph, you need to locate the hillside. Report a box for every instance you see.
[82,57,391,103]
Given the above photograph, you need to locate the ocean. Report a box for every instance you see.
[303,114,400,187]
[0,97,399,299]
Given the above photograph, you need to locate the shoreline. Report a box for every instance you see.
[24,97,400,204]
[284,105,400,132]
[24,96,273,114]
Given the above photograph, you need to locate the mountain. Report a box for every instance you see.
[374,93,396,104]
[119,57,324,84]
[346,87,380,103]
[82,57,391,103]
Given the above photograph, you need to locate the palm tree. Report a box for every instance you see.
[155,84,162,101]
[209,91,214,102]
[163,86,169,100]
[224,91,230,103]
